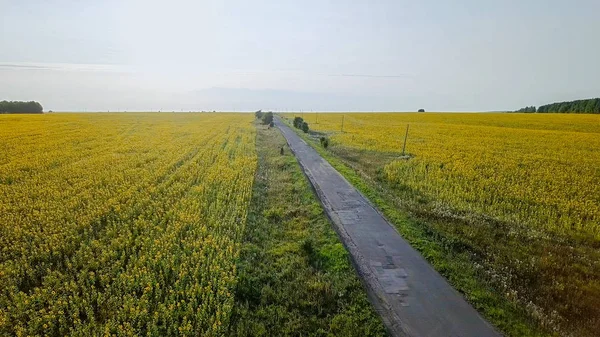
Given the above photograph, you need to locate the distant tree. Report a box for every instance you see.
[418,109,425,112]
[535,98,600,114]
[255,110,263,119]
[262,111,273,125]
[293,117,304,129]
[301,122,309,133]
[574,100,585,113]
[0,100,43,114]
[515,106,536,113]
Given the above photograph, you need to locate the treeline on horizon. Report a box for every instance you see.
[515,98,600,114]
[0,100,44,114]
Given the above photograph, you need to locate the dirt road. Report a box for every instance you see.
[275,116,501,337]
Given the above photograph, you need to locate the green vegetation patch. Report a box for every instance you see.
[228,122,386,336]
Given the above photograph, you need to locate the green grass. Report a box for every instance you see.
[227,122,387,336]
[281,117,555,337]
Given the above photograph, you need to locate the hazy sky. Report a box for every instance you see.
[1,0,599,111]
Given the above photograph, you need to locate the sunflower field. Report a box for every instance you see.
[292,112,600,239]
[0,113,256,336]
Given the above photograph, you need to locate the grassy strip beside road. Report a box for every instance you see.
[228,122,386,336]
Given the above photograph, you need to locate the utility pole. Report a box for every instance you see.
[402,124,410,156]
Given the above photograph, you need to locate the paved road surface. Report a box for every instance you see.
[275,117,501,337]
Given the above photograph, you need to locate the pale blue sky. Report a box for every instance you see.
[1,0,599,111]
